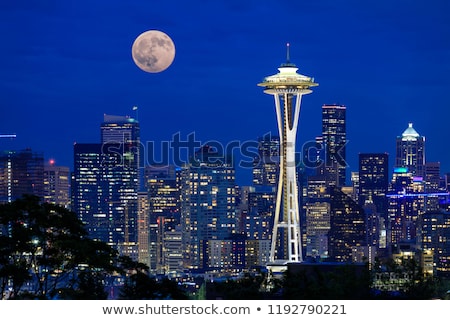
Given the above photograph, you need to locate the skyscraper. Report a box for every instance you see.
[257,44,318,264]
[305,175,331,259]
[180,145,237,270]
[358,153,389,217]
[72,143,108,243]
[420,211,450,277]
[328,188,366,262]
[395,123,425,178]
[320,104,347,187]
[424,162,441,192]
[144,165,182,274]
[44,160,70,208]
[252,135,280,186]
[72,114,140,257]
[0,149,44,204]
[101,114,140,246]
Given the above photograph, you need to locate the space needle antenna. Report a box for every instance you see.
[286,42,290,64]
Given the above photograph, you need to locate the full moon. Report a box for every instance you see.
[131,30,175,73]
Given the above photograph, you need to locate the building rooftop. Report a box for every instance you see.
[401,123,420,139]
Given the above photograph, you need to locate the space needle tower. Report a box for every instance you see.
[258,44,318,266]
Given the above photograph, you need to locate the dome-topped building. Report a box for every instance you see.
[395,122,425,177]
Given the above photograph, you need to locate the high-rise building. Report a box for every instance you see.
[72,143,108,243]
[257,44,318,264]
[252,135,280,186]
[244,185,276,241]
[395,123,425,178]
[358,153,389,217]
[144,165,181,274]
[137,191,150,267]
[0,149,44,204]
[100,114,140,247]
[328,188,366,262]
[44,160,70,208]
[237,185,274,270]
[420,211,450,277]
[424,162,441,192]
[180,145,237,270]
[304,175,331,259]
[387,169,424,247]
[73,138,139,256]
[320,104,347,187]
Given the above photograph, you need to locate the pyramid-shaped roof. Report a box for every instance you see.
[402,123,420,138]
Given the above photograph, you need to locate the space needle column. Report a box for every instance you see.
[258,44,318,264]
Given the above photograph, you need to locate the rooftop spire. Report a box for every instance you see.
[286,42,290,64]
[280,42,296,67]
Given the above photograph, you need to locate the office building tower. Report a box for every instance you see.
[144,165,181,274]
[395,123,425,177]
[305,175,331,259]
[244,185,276,241]
[238,185,274,270]
[44,161,70,208]
[72,143,107,242]
[358,153,389,217]
[387,169,423,247]
[328,188,366,262]
[351,172,360,201]
[0,149,44,204]
[424,162,441,192]
[72,141,137,255]
[180,145,237,270]
[257,44,318,264]
[207,235,246,273]
[137,191,150,267]
[387,166,449,249]
[252,135,280,186]
[420,211,450,277]
[363,196,381,262]
[101,114,140,246]
[321,104,347,187]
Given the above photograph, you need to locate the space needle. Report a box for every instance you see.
[258,44,318,267]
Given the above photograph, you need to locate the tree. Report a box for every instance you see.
[371,256,447,299]
[205,273,269,300]
[0,195,119,299]
[118,256,188,300]
[282,263,372,300]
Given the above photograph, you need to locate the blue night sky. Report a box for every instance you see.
[1,0,449,185]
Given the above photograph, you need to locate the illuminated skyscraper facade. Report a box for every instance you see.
[0,149,44,204]
[420,211,450,277]
[180,146,237,270]
[44,162,70,208]
[144,165,182,274]
[101,114,140,247]
[358,153,389,217]
[395,123,425,178]
[305,176,331,259]
[328,188,366,262]
[320,104,347,187]
[72,143,108,243]
[252,135,280,186]
[72,114,140,256]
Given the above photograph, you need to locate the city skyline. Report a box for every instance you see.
[1,0,450,186]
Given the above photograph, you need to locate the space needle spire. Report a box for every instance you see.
[258,44,318,267]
